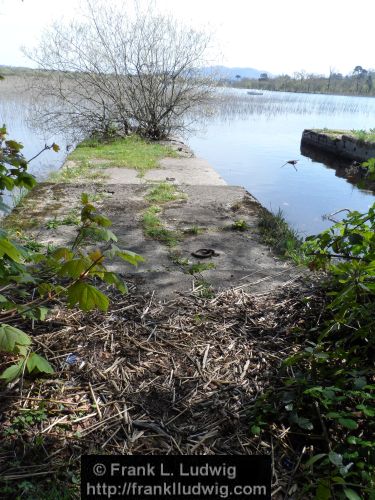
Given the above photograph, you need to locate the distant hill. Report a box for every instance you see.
[0,65,38,76]
[0,64,269,80]
[202,66,269,80]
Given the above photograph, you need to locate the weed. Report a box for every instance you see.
[258,208,303,262]
[142,206,180,246]
[49,160,107,183]
[0,477,77,500]
[187,262,216,275]
[45,217,60,229]
[146,182,185,204]
[232,219,249,231]
[169,252,215,274]
[45,210,80,229]
[350,128,375,143]
[3,405,48,436]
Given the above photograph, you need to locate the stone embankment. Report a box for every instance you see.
[301,129,375,162]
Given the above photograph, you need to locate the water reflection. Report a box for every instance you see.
[0,76,69,211]
[0,76,68,181]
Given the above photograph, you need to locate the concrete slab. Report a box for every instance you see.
[7,152,302,299]
[104,157,227,186]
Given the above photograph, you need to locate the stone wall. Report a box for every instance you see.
[301,129,375,162]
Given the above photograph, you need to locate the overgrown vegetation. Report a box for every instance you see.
[68,135,177,176]
[258,207,304,262]
[141,182,186,246]
[145,181,185,203]
[142,205,180,247]
[251,203,375,499]
[317,128,375,143]
[49,159,107,183]
[350,129,375,143]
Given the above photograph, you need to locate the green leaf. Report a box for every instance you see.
[328,451,343,467]
[80,227,118,242]
[338,418,358,430]
[250,425,261,435]
[36,307,49,321]
[332,476,346,484]
[15,345,28,357]
[81,192,89,204]
[67,282,110,312]
[16,173,36,189]
[26,353,54,374]
[343,488,362,500]
[290,413,314,430]
[0,238,23,262]
[52,143,60,152]
[305,453,327,467]
[5,140,23,151]
[102,272,127,293]
[0,361,24,382]
[326,412,341,419]
[0,324,31,353]
[356,404,375,417]
[115,248,145,266]
[315,480,332,500]
[58,258,88,278]
[52,247,74,261]
[90,213,112,227]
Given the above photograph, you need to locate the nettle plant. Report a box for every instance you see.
[0,127,143,383]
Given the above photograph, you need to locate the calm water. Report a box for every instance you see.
[187,89,375,235]
[1,77,374,234]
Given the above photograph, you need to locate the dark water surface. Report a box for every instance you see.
[187,89,375,235]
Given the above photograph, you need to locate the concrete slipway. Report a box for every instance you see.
[10,146,302,298]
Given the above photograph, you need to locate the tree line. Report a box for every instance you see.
[229,66,375,96]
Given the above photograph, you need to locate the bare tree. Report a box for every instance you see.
[25,0,215,140]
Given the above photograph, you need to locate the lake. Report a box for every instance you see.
[1,77,374,235]
[187,89,375,235]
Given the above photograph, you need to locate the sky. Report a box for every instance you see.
[0,0,374,76]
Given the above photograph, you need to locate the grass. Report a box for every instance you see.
[317,128,375,143]
[49,160,107,183]
[231,219,249,231]
[68,135,178,176]
[350,128,375,143]
[145,182,186,204]
[169,252,215,274]
[45,209,80,229]
[258,208,304,263]
[142,205,180,246]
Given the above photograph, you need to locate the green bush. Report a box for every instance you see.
[251,203,375,498]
